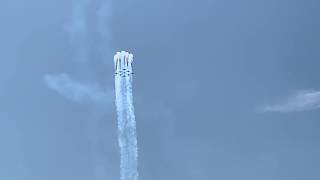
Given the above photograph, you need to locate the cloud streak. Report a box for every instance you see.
[64,0,91,63]
[44,1,115,179]
[44,74,113,106]
[262,90,320,112]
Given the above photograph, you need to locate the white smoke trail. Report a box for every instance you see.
[44,74,112,106]
[65,0,91,63]
[97,0,113,64]
[261,90,320,113]
[44,0,115,180]
[115,53,138,180]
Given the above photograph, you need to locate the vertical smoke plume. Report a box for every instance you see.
[114,52,138,180]
[65,0,90,63]
[97,0,113,64]
[44,0,115,180]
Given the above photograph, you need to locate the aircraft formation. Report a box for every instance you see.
[114,51,134,77]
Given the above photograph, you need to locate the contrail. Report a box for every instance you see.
[44,74,112,106]
[114,51,138,180]
[65,0,90,63]
[261,90,320,113]
[44,0,115,179]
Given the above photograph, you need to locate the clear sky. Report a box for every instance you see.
[1,0,320,180]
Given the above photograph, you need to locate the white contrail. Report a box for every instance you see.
[262,90,320,113]
[114,51,138,180]
[44,74,112,105]
[65,0,91,63]
[45,1,115,180]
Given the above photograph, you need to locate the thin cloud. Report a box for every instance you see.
[44,73,113,106]
[261,90,320,112]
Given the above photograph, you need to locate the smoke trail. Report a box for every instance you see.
[97,0,113,64]
[44,74,113,106]
[115,76,138,180]
[65,0,91,63]
[44,0,115,180]
[115,52,138,180]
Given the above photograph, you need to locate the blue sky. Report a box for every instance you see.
[1,0,320,180]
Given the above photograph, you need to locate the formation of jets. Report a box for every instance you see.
[115,68,134,77]
[114,51,134,77]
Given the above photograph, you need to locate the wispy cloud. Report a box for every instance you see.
[45,1,115,179]
[64,0,91,63]
[44,74,113,106]
[262,90,320,112]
